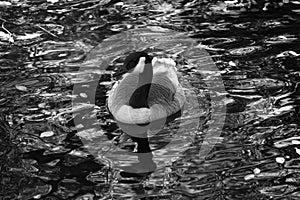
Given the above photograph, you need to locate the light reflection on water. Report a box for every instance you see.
[1,0,300,199]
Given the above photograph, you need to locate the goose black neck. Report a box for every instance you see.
[129,62,153,109]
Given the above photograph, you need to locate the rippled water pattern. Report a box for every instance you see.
[1,0,300,199]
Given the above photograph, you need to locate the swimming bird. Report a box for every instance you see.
[107,51,186,174]
[107,51,185,128]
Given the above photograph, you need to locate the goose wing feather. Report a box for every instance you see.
[108,58,185,124]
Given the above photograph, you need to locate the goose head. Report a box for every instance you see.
[114,51,153,77]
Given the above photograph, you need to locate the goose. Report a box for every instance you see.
[107,51,186,130]
[107,51,186,174]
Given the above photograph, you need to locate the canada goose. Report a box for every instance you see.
[107,51,186,174]
[107,51,186,129]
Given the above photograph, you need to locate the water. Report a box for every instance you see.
[1,0,300,199]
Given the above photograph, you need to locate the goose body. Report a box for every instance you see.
[108,52,185,125]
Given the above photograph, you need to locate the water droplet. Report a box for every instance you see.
[244,174,255,180]
[80,93,88,98]
[253,168,261,174]
[40,131,55,138]
[15,85,27,91]
[228,61,236,67]
[292,140,300,145]
[275,157,285,164]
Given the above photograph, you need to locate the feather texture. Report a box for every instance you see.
[107,54,185,125]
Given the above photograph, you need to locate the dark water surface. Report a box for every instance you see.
[1,0,300,199]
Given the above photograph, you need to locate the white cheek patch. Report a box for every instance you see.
[152,57,179,85]
[132,57,146,74]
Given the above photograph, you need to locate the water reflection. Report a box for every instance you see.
[1,0,300,199]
